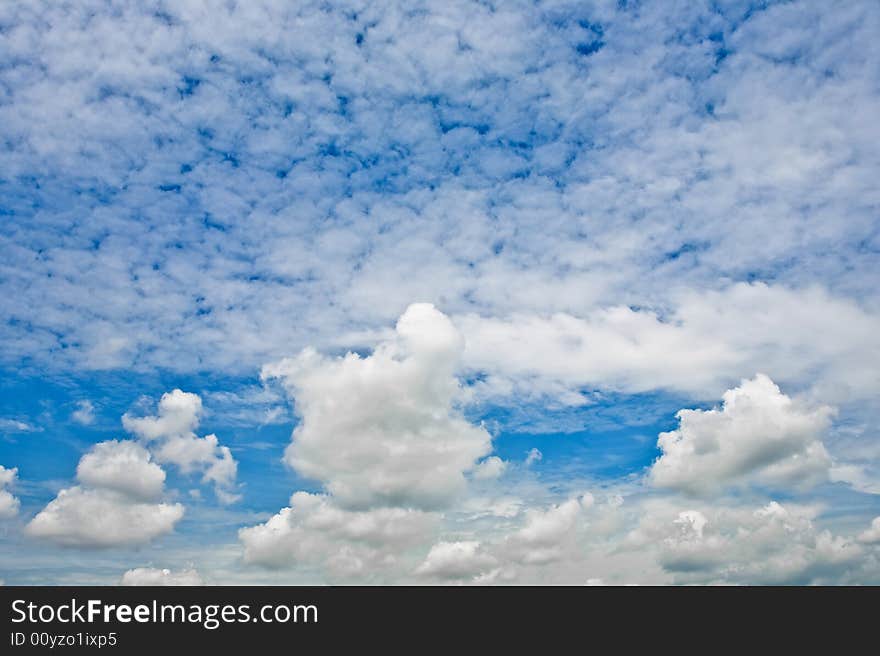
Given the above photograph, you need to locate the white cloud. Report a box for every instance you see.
[26,486,184,548]
[239,492,438,579]
[627,500,868,585]
[407,490,880,585]
[76,440,165,501]
[0,466,18,491]
[829,463,880,495]
[408,492,621,583]
[71,400,95,425]
[649,374,834,495]
[415,541,497,580]
[1,0,879,585]
[0,466,20,519]
[0,2,876,420]
[123,390,239,503]
[120,567,203,586]
[458,283,880,404]
[241,304,507,577]
[524,448,543,466]
[202,386,290,427]
[26,440,183,548]
[262,303,493,510]
[858,517,880,545]
[501,498,586,565]
[472,457,507,481]
[123,390,201,443]
[0,419,40,433]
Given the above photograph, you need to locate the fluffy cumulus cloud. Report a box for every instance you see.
[650,375,834,495]
[26,487,184,549]
[405,490,880,585]
[627,501,870,585]
[240,492,438,579]
[242,304,500,575]
[71,400,95,425]
[76,440,166,501]
[262,303,492,510]
[410,492,623,584]
[0,466,21,519]
[499,497,592,567]
[123,390,239,503]
[858,518,880,545]
[26,440,183,548]
[419,492,880,586]
[415,541,497,581]
[238,304,880,584]
[120,567,203,586]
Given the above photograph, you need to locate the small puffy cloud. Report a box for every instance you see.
[858,517,880,545]
[123,389,201,441]
[472,456,507,480]
[26,440,183,548]
[0,465,21,519]
[524,448,543,466]
[71,400,95,425]
[76,440,165,501]
[26,486,184,548]
[120,568,203,586]
[123,390,239,503]
[262,303,493,510]
[650,374,833,495]
[415,541,497,580]
[240,492,438,578]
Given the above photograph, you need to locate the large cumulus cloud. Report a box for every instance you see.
[262,303,492,510]
[241,304,495,574]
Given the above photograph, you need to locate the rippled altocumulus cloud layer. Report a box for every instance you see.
[2,1,877,381]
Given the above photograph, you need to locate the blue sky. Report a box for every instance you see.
[1,0,879,584]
